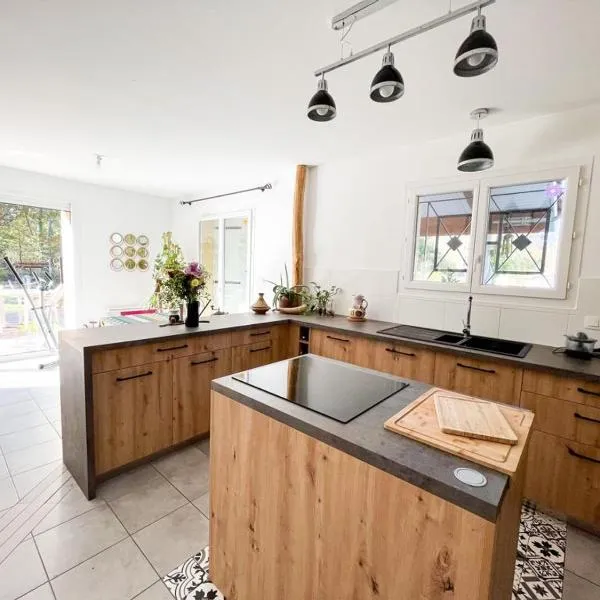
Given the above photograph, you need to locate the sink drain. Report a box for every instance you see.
[453,467,487,487]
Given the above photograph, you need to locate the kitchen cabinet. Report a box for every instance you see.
[93,361,173,475]
[232,340,274,372]
[433,352,523,405]
[525,430,600,528]
[522,370,600,409]
[369,340,435,384]
[310,329,357,364]
[172,348,232,444]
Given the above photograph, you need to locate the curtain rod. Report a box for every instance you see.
[180,183,272,206]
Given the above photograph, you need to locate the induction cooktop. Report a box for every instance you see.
[232,354,408,424]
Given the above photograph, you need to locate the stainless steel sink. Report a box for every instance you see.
[377,325,532,358]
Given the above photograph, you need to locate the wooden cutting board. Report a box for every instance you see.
[434,393,518,445]
[384,388,535,476]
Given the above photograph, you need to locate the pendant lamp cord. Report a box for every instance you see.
[339,15,355,59]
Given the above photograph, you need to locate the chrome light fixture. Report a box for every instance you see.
[370,48,404,102]
[453,7,498,77]
[457,108,494,172]
[307,76,336,121]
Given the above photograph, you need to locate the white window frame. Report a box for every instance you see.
[405,165,581,300]
[198,210,253,312]
[405,179,481,294]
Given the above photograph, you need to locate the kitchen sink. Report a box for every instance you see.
[377,325,532,358]
[459,336,531,358]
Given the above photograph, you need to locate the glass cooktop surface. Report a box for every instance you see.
[232,354,408,423]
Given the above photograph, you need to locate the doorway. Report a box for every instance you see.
[0,202,69,359]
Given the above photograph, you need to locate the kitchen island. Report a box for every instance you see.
[209,354,533,600]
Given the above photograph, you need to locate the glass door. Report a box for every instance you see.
[199,213,251,313]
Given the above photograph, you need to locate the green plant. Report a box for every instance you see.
[149,232,186,309]
[266,264,308,308]
[306,282,341,316]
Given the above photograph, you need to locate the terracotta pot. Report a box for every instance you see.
[278,296,292,309]
[251,293,270,314]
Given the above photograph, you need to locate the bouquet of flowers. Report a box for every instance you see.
[179,261,208,303]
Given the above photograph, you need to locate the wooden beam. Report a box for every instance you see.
[292,165,307,286]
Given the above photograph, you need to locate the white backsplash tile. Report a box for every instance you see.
[397,296,446,330]
[498,308,569,347]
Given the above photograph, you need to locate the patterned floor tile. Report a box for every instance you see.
[163,547,223,600]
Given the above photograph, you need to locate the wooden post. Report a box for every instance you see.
[292,165,307,287]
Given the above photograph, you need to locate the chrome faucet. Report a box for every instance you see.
[462,295,473,337]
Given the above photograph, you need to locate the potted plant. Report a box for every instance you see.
[267,265,308,310]
[306,282,341,316]
[149,232,186,315]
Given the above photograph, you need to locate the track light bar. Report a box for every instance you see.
[180,183,272,206]
[331,0,401,31]
[314,0,496,77]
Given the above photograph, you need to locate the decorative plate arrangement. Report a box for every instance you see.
[109,233,150,271]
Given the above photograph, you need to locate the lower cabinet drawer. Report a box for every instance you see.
[370,341,435,384]
[231,327,273,347]
[232,340,273,372]
[310,329,356,364]
[433,352,523,405]
[521,391,600,447]
[525,430,600,527]
[522,370,600,409]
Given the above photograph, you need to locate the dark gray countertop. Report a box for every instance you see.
[60,312,600,382]
[212,356,510,522]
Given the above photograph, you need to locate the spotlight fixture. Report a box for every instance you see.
[453,7,498,77]
[307,76,336,122]
[457,108,494,172]
[370,48,404,103]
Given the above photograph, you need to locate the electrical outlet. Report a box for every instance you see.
[583,316,600,330]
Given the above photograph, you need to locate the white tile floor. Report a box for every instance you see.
[0,357,599,600]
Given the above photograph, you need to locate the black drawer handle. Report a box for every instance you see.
[567,445,600,464]
[577,387,600,398]
[386,348,416,358]
[456,362,496,374]
[250,331,271,337]
[190,357,218,366]
[250,345,271,353]
[116,371,153,382]
[156,344,189,353]
[326,335,350,343]
[574,412,600,425]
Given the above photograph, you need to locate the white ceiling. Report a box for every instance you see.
[0,0,599,197]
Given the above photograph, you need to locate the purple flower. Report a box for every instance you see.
[184,261,203,277]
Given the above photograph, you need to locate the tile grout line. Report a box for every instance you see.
[0,425,61,457]
[31,534,58,600]
[564,568,600,589]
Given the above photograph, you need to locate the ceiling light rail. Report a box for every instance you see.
[180,183,272,206]
[315,0,495,77]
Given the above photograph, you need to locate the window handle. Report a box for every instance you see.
[456,362,496,374]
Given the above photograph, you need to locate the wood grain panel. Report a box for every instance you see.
[521,391,600,447]
[93,361,172,475]
[310,328,357,364]
[369,340,436,383]
[433,352,523,405]
[524,430,600,527]
[231,340,274,373]
[172,349,232,444]
[292,164,307,286]
[230,327,273,347]
[210,391,521,600]
[522,370,600,409]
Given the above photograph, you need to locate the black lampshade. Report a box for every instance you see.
[308,78,336,122]
[457,128,494,172]
[454,14,498,77]
[370,51,404,103]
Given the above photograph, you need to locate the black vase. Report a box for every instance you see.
[185,300,199,327]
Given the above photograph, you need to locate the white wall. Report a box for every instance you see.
[170,170,294,309]
[305,103,600,347]
[0,165,172,326]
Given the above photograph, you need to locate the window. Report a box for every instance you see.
[406,166,580,299]
[199,212,252,313]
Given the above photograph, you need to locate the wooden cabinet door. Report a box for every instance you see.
[172,349,232,444]
[93,361,172,475]
[370,341,436,383]
[433,352,522,405]
[232,341,274,373]
[525,430,600,527]
[310,329,356,363]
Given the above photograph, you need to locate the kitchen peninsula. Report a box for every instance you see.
[209,354,532,600]
[59,312,600,533]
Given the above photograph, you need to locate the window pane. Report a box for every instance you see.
[481,180,567,289]
[200,219,219,305]
[223,216,249,313]
[412,190,474,284]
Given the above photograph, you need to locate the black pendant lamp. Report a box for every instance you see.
[457,108,494,172]
[370,48,404,103]
[454,8,498,77]
[307,76,336,122]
